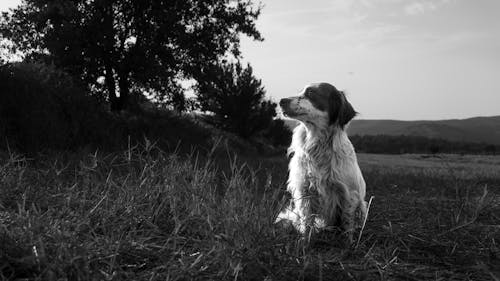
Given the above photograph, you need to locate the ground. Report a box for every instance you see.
[0,147,499,280]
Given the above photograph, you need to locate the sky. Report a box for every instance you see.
[239,0,500,120]
[1,0,499,120]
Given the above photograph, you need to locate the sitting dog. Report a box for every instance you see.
[276,82,367,241]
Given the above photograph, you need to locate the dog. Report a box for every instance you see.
[276,82,367,241]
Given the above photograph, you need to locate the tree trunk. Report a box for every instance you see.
[105,65,120,111]
[118,71,130,111]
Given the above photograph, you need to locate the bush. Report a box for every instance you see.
[0,62,110,151]
[350,134,500,155]
[0,62,212,153]
[196,62,277,138]
[263,119,292,147]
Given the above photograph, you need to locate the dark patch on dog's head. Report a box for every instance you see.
[304,83,357,128]
[331,91,357,128]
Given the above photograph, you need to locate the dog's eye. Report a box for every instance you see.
[304,90,313,99]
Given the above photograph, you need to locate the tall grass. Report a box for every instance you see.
[0,145,499,280]
[0,144,297,280]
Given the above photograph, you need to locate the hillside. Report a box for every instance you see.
[348,116,500,145]
[284,116,500,145]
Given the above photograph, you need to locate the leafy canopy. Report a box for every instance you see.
[0,0,262,110]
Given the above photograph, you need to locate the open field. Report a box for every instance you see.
[359,153,500,181]
[1,147,499,280]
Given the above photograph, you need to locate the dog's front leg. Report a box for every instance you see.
[276,179,311,234]
[276,154,312,234]
[341,203,355,244]
[290,183,312,234]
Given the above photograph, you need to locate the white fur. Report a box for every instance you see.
[277,90,367,241]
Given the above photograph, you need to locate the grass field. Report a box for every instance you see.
[1,146,499,280]
[359,153,500,181]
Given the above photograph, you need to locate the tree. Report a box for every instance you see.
[0,0,262,111]
[263,118,292,147]
[428,144,441,154]
[197,61,277,138]
[0,62,107,151]
[485,144,497,155]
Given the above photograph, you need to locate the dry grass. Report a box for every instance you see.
[0,146,499,280]
[359,153,500,182]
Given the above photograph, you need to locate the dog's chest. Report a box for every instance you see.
[301,144,353,190]
[301,151,332,189]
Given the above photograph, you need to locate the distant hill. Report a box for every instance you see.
[283,116,500,145]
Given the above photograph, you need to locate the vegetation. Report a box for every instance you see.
[0,61,292,154]
[0,62,218,153]
[0,0,262,111]
[349,117,500,147]
[263,118,293,147]
[0,62,106,151]
[351,134,500,155]
[0,146,498,280]
[0,0,289,146]
[197,61,278,138]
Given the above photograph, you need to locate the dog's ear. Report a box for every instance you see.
[338,95,357,128]
[329,91,357,128]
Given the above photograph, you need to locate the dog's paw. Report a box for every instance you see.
[274,217,298,235]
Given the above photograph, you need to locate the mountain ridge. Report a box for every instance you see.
[283,115,500,145]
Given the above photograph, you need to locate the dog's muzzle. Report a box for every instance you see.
[280,98,301,117]
[279,98,292,108]
[280,98,292,116]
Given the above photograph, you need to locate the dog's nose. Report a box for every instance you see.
[280,98,291,107]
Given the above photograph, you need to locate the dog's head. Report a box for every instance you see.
[280,83,357,129]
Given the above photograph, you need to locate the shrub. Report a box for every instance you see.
[350,134,500,155]
[263,118,292,147]
[196,62,277,138]
[0,62,109,151]
[0,62,212,153]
